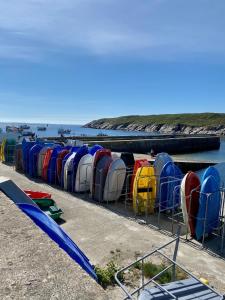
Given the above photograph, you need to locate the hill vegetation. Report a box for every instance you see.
[88,113,225,127]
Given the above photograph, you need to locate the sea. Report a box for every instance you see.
[0,122,224,163]
[0,122,150,138]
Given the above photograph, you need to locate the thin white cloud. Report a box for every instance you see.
[0,0,225,61]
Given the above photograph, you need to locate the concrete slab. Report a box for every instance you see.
[0,192,108,300]
[0,162,225,299]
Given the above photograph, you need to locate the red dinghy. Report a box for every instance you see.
[181,171,200,237]
[56,149,70,184]
[42,148,53,181]
[24,190,51,199]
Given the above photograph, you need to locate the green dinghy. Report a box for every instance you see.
[32,198,63,220]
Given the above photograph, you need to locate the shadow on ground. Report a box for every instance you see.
[18,172,225,260]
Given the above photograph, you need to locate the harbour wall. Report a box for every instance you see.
[47,135,220,155]
[46,135,220,155]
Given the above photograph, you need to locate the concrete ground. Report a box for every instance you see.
[0,193,108,300]
[0,162,225,299]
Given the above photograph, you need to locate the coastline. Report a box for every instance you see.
[84,121,225,136]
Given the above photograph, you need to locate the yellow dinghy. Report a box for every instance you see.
[133,166,156,214]
[0,138,6,162]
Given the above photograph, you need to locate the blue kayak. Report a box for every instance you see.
[18,203,97,280]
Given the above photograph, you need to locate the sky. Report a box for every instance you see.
[0,0,225,124]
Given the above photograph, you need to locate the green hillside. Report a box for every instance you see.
[90,113,225,127]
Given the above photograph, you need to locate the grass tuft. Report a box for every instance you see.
[95,261,124,289]
[143,261,187,284]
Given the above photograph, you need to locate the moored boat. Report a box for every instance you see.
[37,126,47,131]
[6,125,21,133]
[58,128,71,134]
[20,124,30,130]
[22,131,35,136]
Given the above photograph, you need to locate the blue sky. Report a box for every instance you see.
[0,0,225,124]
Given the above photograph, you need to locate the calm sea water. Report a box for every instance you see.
[172,137,225,163]
[0,122,150,137]
[0,122,224,163]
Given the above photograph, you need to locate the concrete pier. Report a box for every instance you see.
[84,135,220,154]
[46,134,220,155]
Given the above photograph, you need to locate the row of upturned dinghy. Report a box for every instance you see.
[15,139,223,241]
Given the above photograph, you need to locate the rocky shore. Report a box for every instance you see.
[84,120,225,135]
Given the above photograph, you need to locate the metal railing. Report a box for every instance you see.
[115,228,223,300]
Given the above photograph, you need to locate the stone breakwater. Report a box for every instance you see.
[84,121,225,135]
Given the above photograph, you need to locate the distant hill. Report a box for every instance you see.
[84,113,225,135]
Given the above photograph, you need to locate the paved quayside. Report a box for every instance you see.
[0,162,225,299]
[0,193,108,300]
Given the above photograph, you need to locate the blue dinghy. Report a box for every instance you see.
[89,144,103,156]
[47,146,62,184]
[61,147,80,189]
[202,166,220,185]
[28,143,44,177]
[22,139,36,174]
[159,161,183,210]
[154,153,173,206]
[195,175,221,240]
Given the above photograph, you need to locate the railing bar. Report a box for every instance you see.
[115,236,179,275]
[157,250,223,297]
[129,264,176,299]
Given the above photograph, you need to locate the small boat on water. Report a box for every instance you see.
[58,128,71,134]
[97,132,108,137]
[22,131,35,137]
[20,124,30,130]
[37,126,47,131]
[6,125,21,133]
